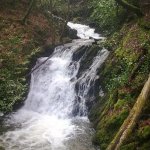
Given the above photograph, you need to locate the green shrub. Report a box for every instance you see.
[138,126,150,140]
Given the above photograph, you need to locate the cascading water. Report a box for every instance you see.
[76,49,109,116]
[0,23,109,150]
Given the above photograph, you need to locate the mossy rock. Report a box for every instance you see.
[92,109,129,149]
[106,109,129,131]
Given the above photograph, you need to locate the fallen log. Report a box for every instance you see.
[107,74,150,150]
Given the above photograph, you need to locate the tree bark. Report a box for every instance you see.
[106,74,150,150]
[59,0,70,42]
[48,0,56,44]
[21,0,35,25]
[115,0,144,17]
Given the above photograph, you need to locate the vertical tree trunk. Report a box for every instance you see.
[21,0,35,25]
[60,0,70,42]
[49,0,55,44]
[107,74,150,150]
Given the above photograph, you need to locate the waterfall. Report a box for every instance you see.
[0,24,109,150]
[76,49,109,116]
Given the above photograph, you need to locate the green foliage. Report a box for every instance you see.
[0,35,41,113]
[0,78,27,112]
[37,0,68,17]
[114,99,128,110]
[90,0,125,33]
[102,24,150,92]
[93,109,129,149]
[90,16,150,148]
[103,57,133,92]
[0,59,27,112]
[106,109,129,130]
[138,126,150,140]
[120,142,137,150]
[100,31,123,50]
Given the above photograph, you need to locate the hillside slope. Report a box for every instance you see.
[89,1,150,149]
[0,0,56,113]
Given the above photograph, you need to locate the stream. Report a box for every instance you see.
[0,23,109,150]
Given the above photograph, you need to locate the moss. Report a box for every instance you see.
[99,31,123,51]
[120,142,137,150]
[114,99,128,110]
[89,96,107,124]
[90,16,150,149]
[138,126,150,140]
[138,18,150,30]
[106,109,129,130]
[139,141,150,150]
[92,108,129,149]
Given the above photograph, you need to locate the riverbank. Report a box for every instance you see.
[89,2,150,149]
[0,0,90,114]
[0,0,57,113]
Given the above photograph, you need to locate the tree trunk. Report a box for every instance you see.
[21,0,35,25]
[60,0,70,42]
[49,0,56,44]
[106,74,150,150]
[115,0,144,17]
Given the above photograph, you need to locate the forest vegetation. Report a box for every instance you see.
[0,0,150,149]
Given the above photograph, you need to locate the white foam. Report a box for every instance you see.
[67,22,105,40]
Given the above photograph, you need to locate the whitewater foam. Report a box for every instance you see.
[67,22,105,40]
